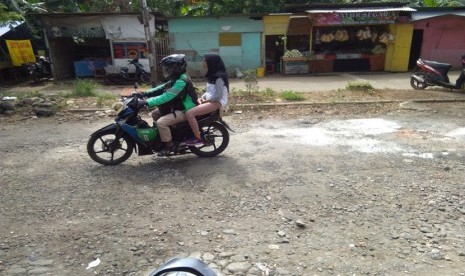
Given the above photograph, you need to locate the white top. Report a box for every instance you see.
[203,78,228,107]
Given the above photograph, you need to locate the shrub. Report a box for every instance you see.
[280,90,305,101]
[71,78,99,97]
[345,81,374,92]
[243,69,259,93]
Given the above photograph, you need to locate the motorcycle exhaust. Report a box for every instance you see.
[411,74,425,83]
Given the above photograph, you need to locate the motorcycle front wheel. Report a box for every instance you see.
[410,75,428,90]
[87,129,134,165]
[190,122,229,157]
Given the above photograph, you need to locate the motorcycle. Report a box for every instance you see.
[410,54,465,90]
[148,257,217,276]
[27,56,52,82]
[104,58,151,85]
[87,85,232,165]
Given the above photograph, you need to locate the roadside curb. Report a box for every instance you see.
[231,98,465,107]
[64,98,465,113]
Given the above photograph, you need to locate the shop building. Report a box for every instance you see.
[36,13,168,80]
[410,7,465,69]
[167,15,262,78]
[263,3,415,75]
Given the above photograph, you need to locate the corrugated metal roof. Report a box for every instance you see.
[0,21,23,37]
[307,7,416,13]
[412,11,465,21]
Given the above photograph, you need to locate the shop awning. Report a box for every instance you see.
[307,7,416,26]
[306,7,416,13]
[101,15,154,40]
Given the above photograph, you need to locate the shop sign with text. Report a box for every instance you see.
[313,11,397,26]
[6,40,35,66]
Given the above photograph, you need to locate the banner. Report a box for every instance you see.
[313,11,397,26]
[6,40,35,66]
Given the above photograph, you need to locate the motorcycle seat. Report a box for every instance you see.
[421,59,452,70]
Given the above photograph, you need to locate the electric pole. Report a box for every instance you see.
[141,0,158,86]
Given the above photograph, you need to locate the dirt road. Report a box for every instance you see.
[1,99,465,275]
[229,71,464,92]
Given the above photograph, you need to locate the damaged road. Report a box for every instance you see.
[1,100,465,275]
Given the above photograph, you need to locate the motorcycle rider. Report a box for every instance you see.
[136,54,197,156]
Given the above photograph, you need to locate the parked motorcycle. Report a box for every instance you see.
[87,86,231,165]
[410,54,465,90]
[148,257,217,276]
[104,58,151,85]
[27,56,52,82]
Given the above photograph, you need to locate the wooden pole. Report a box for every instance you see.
[141,0,158,86]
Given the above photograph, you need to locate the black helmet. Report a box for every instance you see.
[159,54,187,79]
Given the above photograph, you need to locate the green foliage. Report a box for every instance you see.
[96,93,118,107]
[280,90,305,101]
[0,3,22,25]
[345,81,374,92]
[71,78,99,97]
[409,0,465,6]
[263,87,277,98]
[11,0,465,17]
[5,0,465,17]
[218,0,284,14]
[243,69,259,93]
[44,0,80,12]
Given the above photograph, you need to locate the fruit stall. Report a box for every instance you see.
[262,6,415,75]
[281,49,310,75]
[306,8,412,73]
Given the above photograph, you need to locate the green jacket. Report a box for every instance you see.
[143,73,196,113]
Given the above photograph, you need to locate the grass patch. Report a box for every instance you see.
[280,90,305,101]
[230,87,278,103]
[70,78,99,97]
[96,93,118,107]
[1,91,44,100]
[57,79,117,107]
[263,87,277,98]
[345,81,374,92]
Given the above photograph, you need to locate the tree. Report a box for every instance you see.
[0,3,23,26]
[420,0,465,6]
[1,0,47,36]
[1,0,47,22]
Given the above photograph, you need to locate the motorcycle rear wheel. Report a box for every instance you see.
[190,122,229,157]
[141,73,151,84]
[410,75,428,90]
[87,129,134,165]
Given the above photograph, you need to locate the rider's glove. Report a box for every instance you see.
[137,99,147,109]
[132,92,145,99]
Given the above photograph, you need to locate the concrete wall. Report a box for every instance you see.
[168,16,263,77]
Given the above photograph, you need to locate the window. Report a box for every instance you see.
[219,33,241,46]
